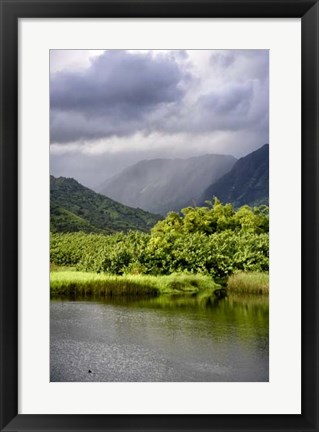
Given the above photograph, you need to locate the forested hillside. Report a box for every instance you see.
[50,176,161,234]
[201,144,269,207]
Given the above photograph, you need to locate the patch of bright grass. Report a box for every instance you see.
[227,271,269,295]
[50,270,218,298]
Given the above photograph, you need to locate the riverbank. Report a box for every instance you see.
[227,271,269,295]
[50,270,218,297]
[50,267,269,297]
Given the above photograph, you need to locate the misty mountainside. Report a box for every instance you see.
[200,144,269,208]
[50,176,161,234]
[98,154,236,215]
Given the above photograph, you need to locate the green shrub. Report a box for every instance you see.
[50,200,269,281]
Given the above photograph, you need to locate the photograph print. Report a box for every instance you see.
[50,49,269,382]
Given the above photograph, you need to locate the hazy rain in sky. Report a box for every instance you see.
[50,49,269,188]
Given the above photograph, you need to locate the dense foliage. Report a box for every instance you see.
[51,199,269,283]
[50,175,161,234]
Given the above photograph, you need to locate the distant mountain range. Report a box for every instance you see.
[200,144,269,207]
[97,154,236,215]
[51,145,269,234]
[50,176,161,234]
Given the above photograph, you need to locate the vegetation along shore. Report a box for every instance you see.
[50,198,269,298]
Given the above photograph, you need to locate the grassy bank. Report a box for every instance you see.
[50,270,218,298]
[227,271,269,295]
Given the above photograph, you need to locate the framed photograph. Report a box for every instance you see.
[0,0,318,431]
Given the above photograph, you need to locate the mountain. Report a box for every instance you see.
[200,144,269,207]
[97,154,236,215]
[50,176,161,234]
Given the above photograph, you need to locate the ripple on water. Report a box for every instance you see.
[50,299,269,382]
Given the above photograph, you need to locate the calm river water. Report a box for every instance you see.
[50,294,269,382]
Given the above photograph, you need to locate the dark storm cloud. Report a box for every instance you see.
[50,50,188,143]
[50,49,269,186]
[210,49,269,82]
[200,82,254,116]
[50,49,268,153]
[163,79,268,139]
[193,81,263,133]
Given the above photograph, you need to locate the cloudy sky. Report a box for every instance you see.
[50,49,269,189]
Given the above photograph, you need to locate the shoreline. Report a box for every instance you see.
[50,269,269,298]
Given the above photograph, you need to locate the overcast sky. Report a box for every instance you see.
[50,49,269,189]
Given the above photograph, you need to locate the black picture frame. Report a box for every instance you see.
[0,1,318,431]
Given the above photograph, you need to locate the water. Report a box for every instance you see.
[50,294,269,382]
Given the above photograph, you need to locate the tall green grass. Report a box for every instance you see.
[50,271,218,298]
[227,271,269,295]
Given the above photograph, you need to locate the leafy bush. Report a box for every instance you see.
[50,199,269,282]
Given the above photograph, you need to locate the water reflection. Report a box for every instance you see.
[50,293,268,382]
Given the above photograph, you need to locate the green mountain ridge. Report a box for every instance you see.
[200,144,269,208]
[50,176,161,234]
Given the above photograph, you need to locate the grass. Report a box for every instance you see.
[50,270,218,298]
[227,271,269,295]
